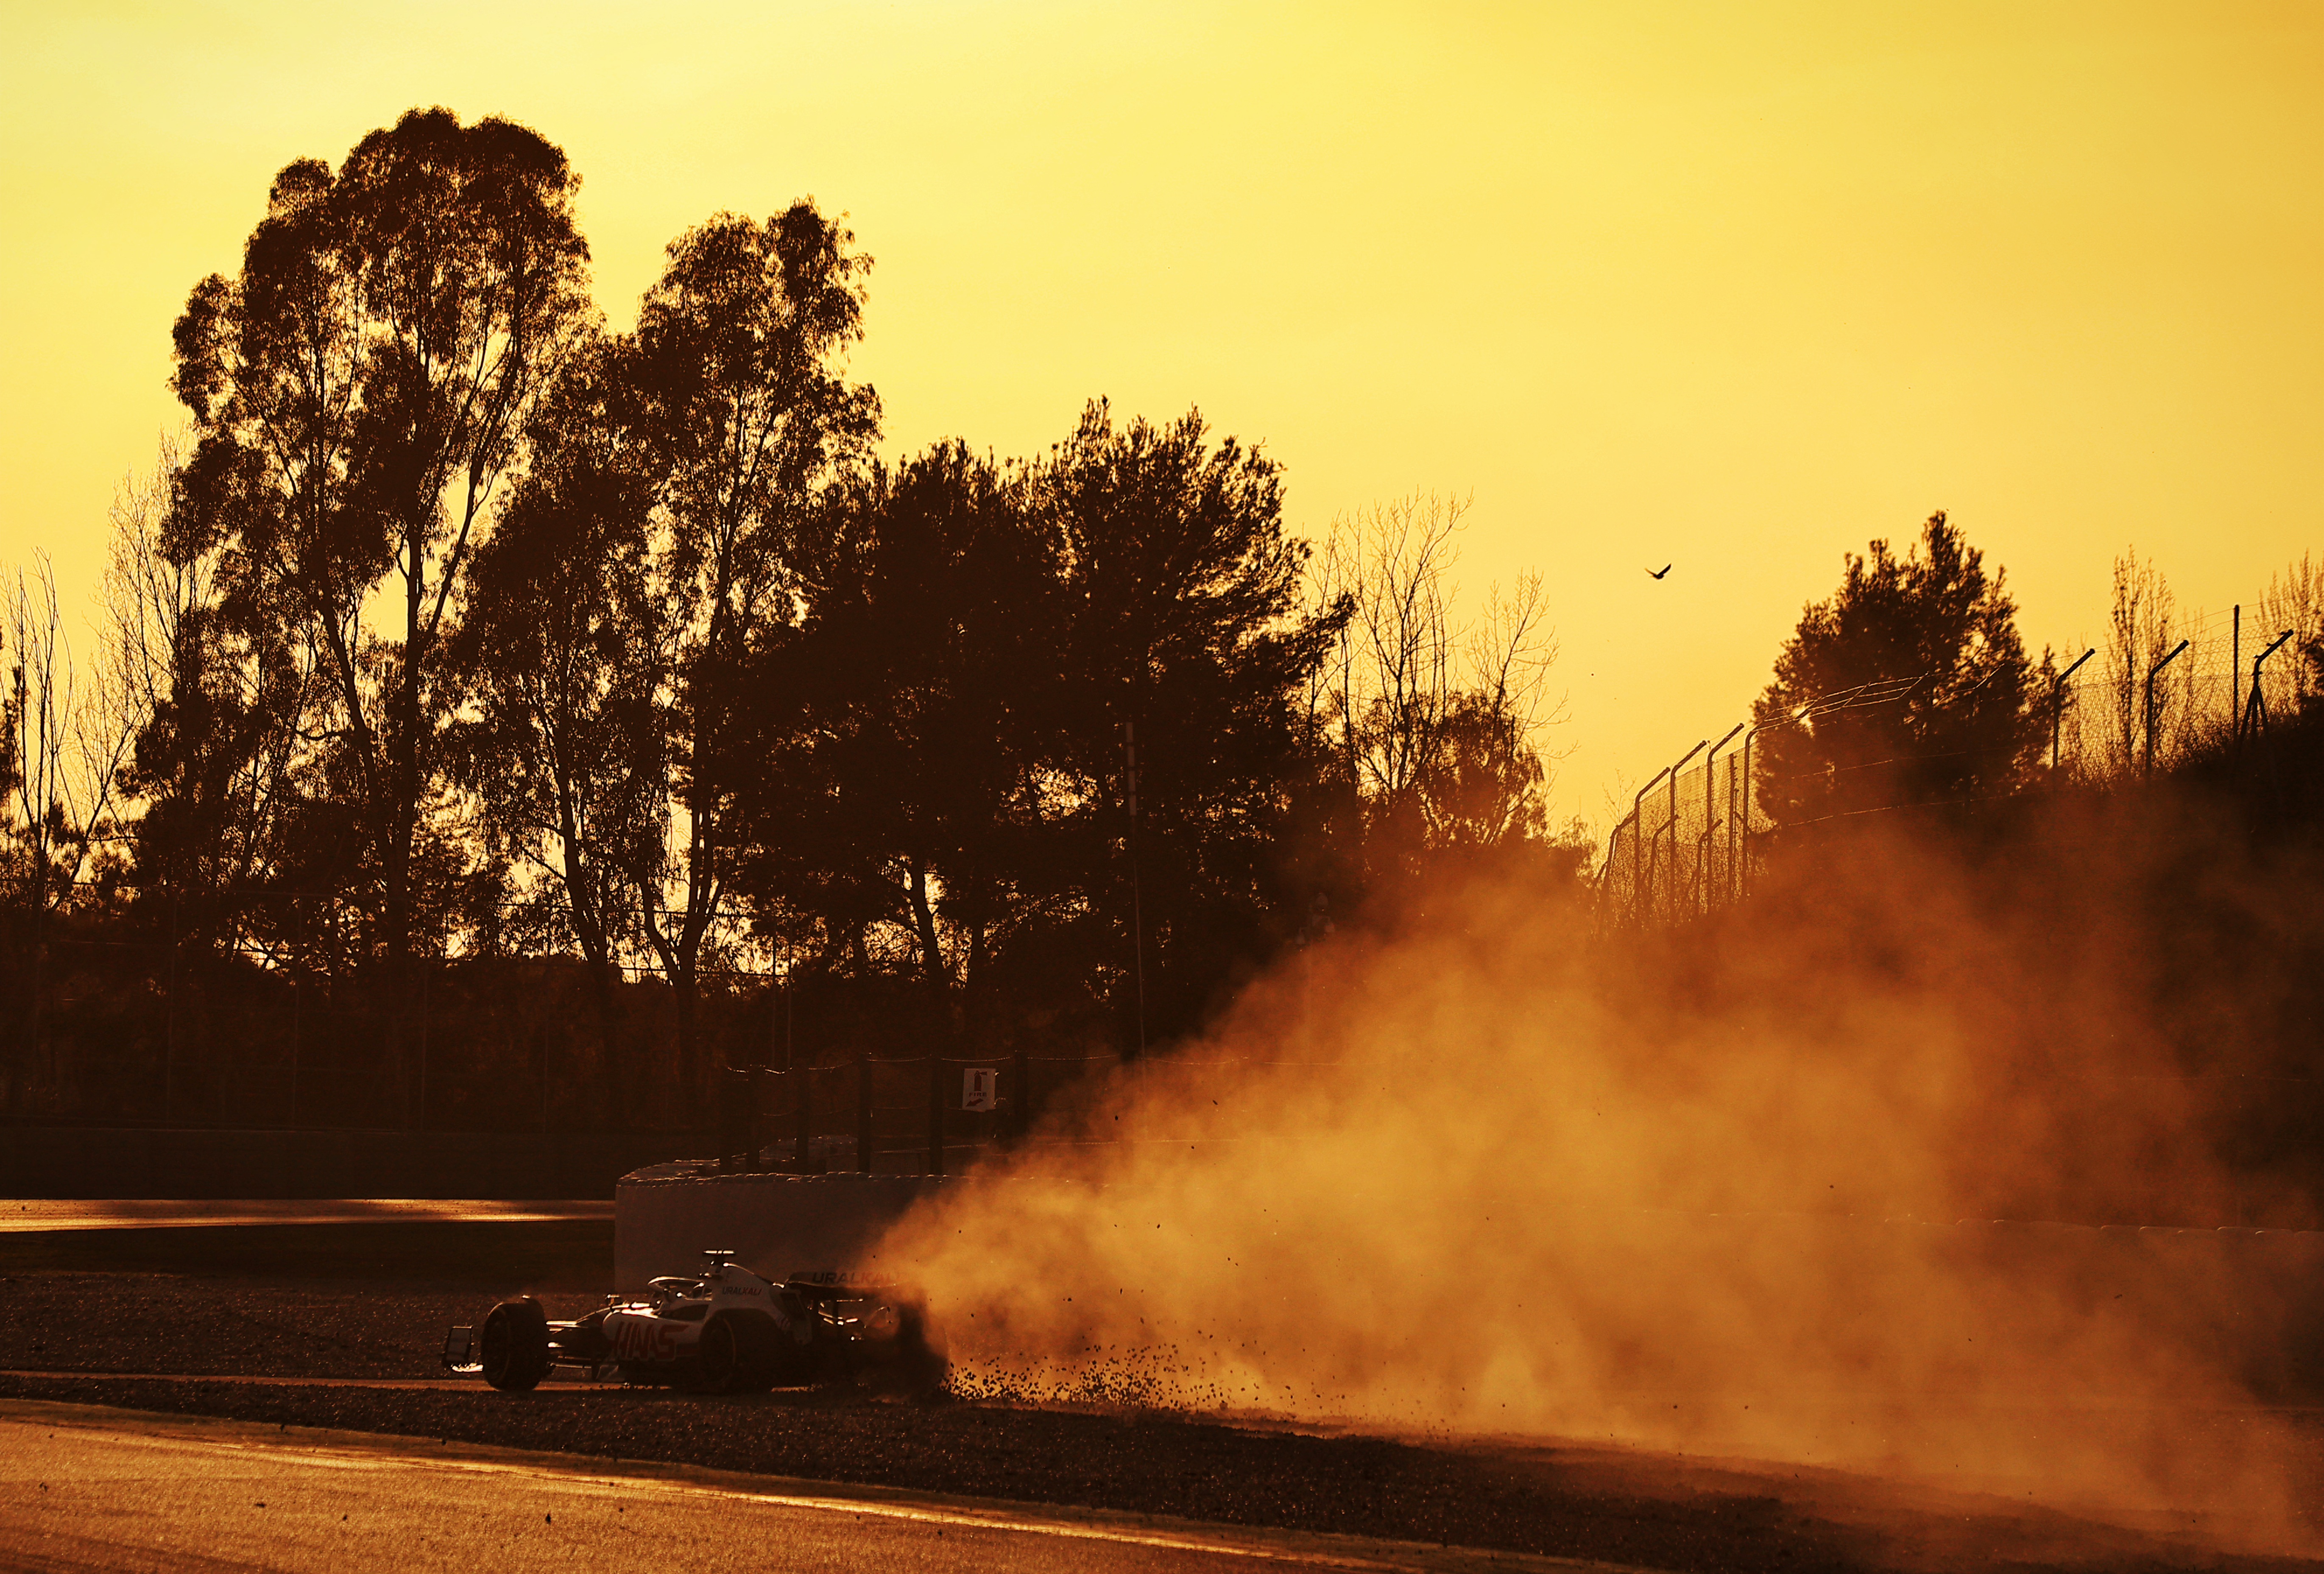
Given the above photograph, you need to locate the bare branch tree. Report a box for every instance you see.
[98,436,204,759]
[2104,547,2176,776]
[1319,492,1562,861]
[2257,551,2321,720]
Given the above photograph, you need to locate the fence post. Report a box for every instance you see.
[1629,769,1670,923]
[1725,754,1738,903]
[927,1054,945,1177]
[795,1063,813,1171]
[1701,724,1744,913]
[2144,639,2190,778]
[1662,741,1707,920]
[2051,648,2095,773]
[856,1053,872,1173]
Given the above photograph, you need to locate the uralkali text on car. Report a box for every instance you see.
[442,1251,943,1395]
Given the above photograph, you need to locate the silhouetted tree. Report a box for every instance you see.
[728,405,1347,1055]
[6,555,135,918]
[1753,511,2039,827]
[0,618,14,828]
[2258,552,2323,720]
[1308,494,1558,882]
[105,439,310,958]
[619,206,879,1108]
[166,107,592,973]
[741,441,1066,1043]
[3,551,148,1113]
[1041,401,1343,1042]
[446,335,664,1104]
[1417,692,1551,854]
[2101,547,2179,775]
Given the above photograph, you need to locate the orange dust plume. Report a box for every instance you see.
[875,806,2324,1554]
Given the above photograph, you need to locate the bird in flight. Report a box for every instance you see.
[1646,563,1673,580]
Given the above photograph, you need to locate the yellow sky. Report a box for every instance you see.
[3,1,2317,824]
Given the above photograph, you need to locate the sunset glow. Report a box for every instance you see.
[3,1,2317,819]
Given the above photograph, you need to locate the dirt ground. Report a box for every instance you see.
[0,1221,2314,1573]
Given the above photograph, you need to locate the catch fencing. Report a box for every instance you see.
[3,878,1271,1181]
[0,885,1136,1140]
[721,1049,1336,1178]
[1603,602,2315,928]
[723,1052,1122,1178]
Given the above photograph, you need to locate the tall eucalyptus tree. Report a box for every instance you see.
[448,336,663,1101]
[622,206,879,1103]
[166,108,593,969]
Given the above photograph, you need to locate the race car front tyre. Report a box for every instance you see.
[480,1298,552,1391]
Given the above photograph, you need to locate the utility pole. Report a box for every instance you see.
[2051,648,2095,774]
[2144,639,2190,778]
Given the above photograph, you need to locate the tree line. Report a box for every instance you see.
[1749,511,2324,829]
[15,108,2316,1134]
[1,109,1571,1125]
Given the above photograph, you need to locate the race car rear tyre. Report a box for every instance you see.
[893,1304,949,1399]
[480,1298,552,1392]
[692,1312,778,1394]
[692,1313,741,1393]
[731,1314,781,1393]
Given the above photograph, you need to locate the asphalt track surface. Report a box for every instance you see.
[0,1401,1611,1573]
[5,1211,2319,1569]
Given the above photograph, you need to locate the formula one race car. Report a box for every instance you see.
[442,1251,943,1395]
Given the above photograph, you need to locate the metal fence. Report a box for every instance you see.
[717,1049,1347,1178]
[0,891,941,1134]
[0,876,806,1131]
[721,1052,1119,1177]
[1602,602,2315,929]
[2049,607,2309,781]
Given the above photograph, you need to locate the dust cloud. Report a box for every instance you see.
[875,813,2321,1550]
